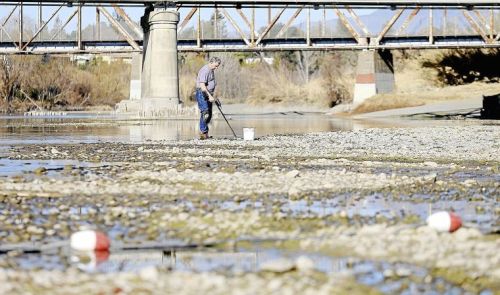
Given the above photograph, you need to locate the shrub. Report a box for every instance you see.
[0,55,129,113]
[422,49,500,85]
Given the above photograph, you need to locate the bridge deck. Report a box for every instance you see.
[0,36,496,54]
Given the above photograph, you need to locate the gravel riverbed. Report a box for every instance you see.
[0,123,499,294]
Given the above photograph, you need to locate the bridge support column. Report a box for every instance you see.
[116,8,182,116]
[140,8,180,116]
[353,50,395,105]
[129,53,142,100]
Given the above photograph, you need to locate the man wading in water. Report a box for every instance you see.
[196,57,221,140]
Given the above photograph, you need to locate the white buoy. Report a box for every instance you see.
[426,211,462,233]
[70,230,111,251]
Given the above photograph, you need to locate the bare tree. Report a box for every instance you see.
[215,53,250,101]
[294,51,321,84]
[319,52,356,106]
[0,56,22,113]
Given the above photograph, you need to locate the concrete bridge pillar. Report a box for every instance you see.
[140,8,180,116]
[129,53,142,100]
[353,50,395,105]
[116,8,181,116]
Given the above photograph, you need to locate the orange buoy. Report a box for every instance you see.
[70,230,111,251]
[426,211,462,233]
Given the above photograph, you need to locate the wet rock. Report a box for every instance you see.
[424,161,438,168]
[395,268,412,277]
[453,228,482,241]
[139,267,159,281]
[339,210,348,219]
[463,179,478,187]
[177,213,189,221]
[266,278,283,292]
[422,173,437,182]
[475,206,485,213]
[34,167,47,175]
[295,256,315,272]
[285,170,300,178]
[260,258,296,273]
[26,225,44,235]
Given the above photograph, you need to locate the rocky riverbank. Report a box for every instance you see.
[0,123,498,294]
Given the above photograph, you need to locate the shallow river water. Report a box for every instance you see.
[0,112,490,143]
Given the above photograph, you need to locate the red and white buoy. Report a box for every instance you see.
[426,211,462,233]
[70,230,111,251]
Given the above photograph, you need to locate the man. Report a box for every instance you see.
[196,56,221,140]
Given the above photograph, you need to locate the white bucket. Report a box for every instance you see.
[243,127,255,141]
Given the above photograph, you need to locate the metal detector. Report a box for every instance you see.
[214,99,238,138]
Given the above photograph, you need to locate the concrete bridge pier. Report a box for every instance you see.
[353,50,395,105]
[129,53,142,101]
[140,8,180,116]
[116,7,182,116]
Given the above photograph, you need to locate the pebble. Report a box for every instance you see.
[453,227,482,241]
[285,170,300,178]
[295,256,315,272]
[395,268,412,277]
[424,161,438,167]
[139,267,159,281]
[463,179,478,187]
[260,258,296,273]
[34,167,47,175]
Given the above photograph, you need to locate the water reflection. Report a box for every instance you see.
[125,116,337,141]
[71,250,110,272]
[0,114,335,143]
[61,247,467,293]
[91,249,260,273]
[0,113,490,144]
[0,159,104,177]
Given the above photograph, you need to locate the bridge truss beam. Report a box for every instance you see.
[0,2,499,54]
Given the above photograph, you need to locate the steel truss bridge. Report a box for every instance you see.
[0,0,499,54]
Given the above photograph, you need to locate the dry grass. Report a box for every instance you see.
[87,59,130,106]
[0,56,130,113]
[179,53,206,104]
[351,82,500,114]
[351,95,424,114]
[247,69,330,107]
[245,57,354,108]
[179,74,196,104]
